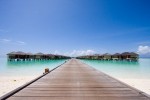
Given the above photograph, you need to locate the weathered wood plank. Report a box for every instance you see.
[14,87,133,91]
[12,90,141,96]
[8,96,149,100]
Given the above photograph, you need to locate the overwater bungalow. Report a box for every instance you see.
[7,51,70,61]
[7,51,26,61]
[102,53,112,60]
[87,55,93,59]
[76,52,139,62]
[78,55,86,59]
[91,54,100,60]
[76,55,90,59]
[34,52,45,60]
[76,56,84,59]
[130,52,139,61]
[97,54,103,60]
[53,55,60,59]
[54,55,69,59]
[7,52,16,61]
[112,53,121,60]
[121,52,139,61]
[60,55,70,59]
[89,54,103,60]
[25,52,34,61]
[45,54,55,60]
[85,56,89,59]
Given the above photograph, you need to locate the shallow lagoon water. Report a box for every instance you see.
[0,57,150,95]
[0,57,66,77]
[81,58,150,79]
[0,57,150,78]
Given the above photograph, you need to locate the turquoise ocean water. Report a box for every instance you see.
[0,57,150,80]
[0,57,66,77]
[81,58,150,79]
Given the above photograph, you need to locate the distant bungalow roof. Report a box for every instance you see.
[113,53,120,56]
[35,52,45,55]
[129,52,139,56]
[93,54,101,56]
[121,52,130,55]
[7,51,16,55]
[7,51,26,55]
[102,53,111,56]
[121,52,138,56]
[46,54,55,56]
[7,52,71,57]
[26,52,33,55]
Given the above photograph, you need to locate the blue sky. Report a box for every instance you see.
[0,0,150,57]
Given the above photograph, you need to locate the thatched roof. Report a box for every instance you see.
[93,54,101,56]
[102,53,111,56]
[7,51,16,55]
[26,52,33,55]
[113,53,120,56]
[121,52,138,56]
[46,54,55,56]
[130,52,139,56]
[35,52,45,55]
[7,52,70,58]
[7,51,26,55]
[121,52,130,55]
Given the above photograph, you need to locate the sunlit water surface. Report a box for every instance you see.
[81,58,150,79]
[0,57,66,77]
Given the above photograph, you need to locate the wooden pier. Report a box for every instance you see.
[2,59,150,100]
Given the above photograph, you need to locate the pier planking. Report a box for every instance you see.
[6,59,150,100]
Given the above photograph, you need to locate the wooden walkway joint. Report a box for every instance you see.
[2,59,150,100]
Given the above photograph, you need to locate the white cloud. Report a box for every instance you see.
[137,45,150,54]
[16,41,26,45]
[137,41,150,45]
[0,39,26,45]
[0,39,11,42]
[66,50,96,57]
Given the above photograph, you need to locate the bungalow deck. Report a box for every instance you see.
[1,59,150,100]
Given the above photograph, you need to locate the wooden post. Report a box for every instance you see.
[44,68,49,73]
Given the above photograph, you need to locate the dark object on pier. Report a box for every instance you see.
[45,68,49,73]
